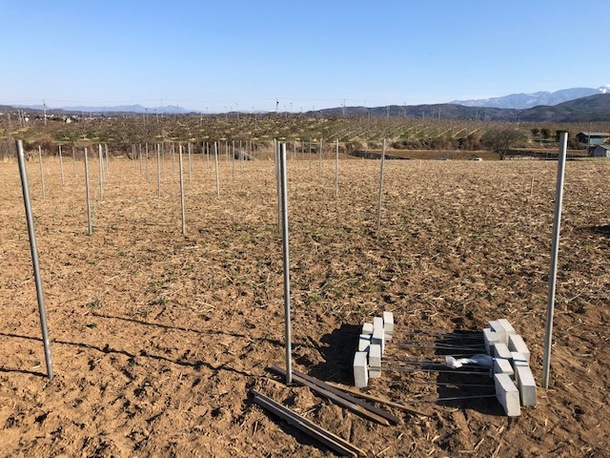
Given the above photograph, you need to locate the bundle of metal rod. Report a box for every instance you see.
[394,343,487,351]
[387,366,493,377]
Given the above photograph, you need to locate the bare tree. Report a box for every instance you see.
[482,127,526,160]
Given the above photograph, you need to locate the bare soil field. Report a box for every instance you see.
[0,153,609,457]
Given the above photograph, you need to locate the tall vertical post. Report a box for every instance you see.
[145,143,150,183]
[38,146,45,200]
[376,139,387,230]
[178,144,186,235]
[274,140,282,232]
[542,132,568,388]
[84,148,92,235]
[58,145,65,186]
[214,142,220,198]
[157,144,161,198]
[278,142,292,384]
[98,144,105,200]
[15,140,53,379]
[188,142,192,183]
[104,144,110,176]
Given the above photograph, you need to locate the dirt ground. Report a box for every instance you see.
[0,152,608,457]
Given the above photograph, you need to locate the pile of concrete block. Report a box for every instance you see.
[485,319,536,416]
[353,311,393,388]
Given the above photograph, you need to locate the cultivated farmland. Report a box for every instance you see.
[0,151,609,457]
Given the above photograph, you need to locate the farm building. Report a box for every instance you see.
[591,144,610,158]
[576,131,610,145]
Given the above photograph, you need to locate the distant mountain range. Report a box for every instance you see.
[316,93,610,122]
[10,104,191,115]
[450,86,610,109]
[3,85,610,122]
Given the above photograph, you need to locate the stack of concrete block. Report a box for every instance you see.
[485,318,537,416]
[352,311,394,387]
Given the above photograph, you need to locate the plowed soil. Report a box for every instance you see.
[1,153,609,457]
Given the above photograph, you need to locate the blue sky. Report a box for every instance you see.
[1,1,608,112]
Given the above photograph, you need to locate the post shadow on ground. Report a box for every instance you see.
[303,323,361,385]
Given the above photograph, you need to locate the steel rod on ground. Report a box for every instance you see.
[542,131,568,389]
[178,144,186,235]
[376,139,386,230]
[278,143,292,385]
[15,140,53,379]
[84,148,92,235]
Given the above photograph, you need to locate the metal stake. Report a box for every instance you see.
[58,145,65,186]
[214,142,220,198]
[84,148,92,235]
[542,131,568,388]
[178,144,186,235]
[38,146,45,200]
[15,140,53,379]
[278,142,293,384]
[376,139,386,230]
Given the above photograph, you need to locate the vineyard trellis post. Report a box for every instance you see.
[178,144,186,235]
[376,139,387,230]
[278,142,293,384]
[542,131,568,388]
[58,145,65,186]
[16,140,54,379]
[38,146,45,201]
[214,142,220,198]
[84,148,92,235]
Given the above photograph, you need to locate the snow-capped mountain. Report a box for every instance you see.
[451,86,609,109]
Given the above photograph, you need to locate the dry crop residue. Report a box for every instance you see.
[0,156,608,457]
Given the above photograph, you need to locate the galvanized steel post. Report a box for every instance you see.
[15,140,54,379]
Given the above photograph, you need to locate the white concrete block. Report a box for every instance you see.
[489,320,508,345]
[493,342,512,360]
[369,344,381,369]
[508,334,530,363]
[514,365,537,406]
[496,318,516,336]
[353,351,368,388]
[493,358,514,377]
[373,316,383,332]
[382,311,394,334]
[483,328,498,354]
[361,322,374,335]
[358,334,370,352]
[494,373,521,416]
[369,369,381,378]
[372,327,385,355]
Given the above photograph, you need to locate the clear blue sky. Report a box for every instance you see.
[1,1,608,112]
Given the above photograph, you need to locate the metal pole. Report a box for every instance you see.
[38,146,45,200]
[157,144,161,198]
[274,140,282,232]
[15,140,53,379]
[542,131,568,388]
[98,144,104,201]
[84,148,92,235]
[58,145,65,186]
[214,142,220,198]
[188,142,192,183]
[376,139,387,230]
[178,144,186,235]
[145,143,149,183]
[278,142,292,384]
[334,139,339,199]
[105,144,110,176]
